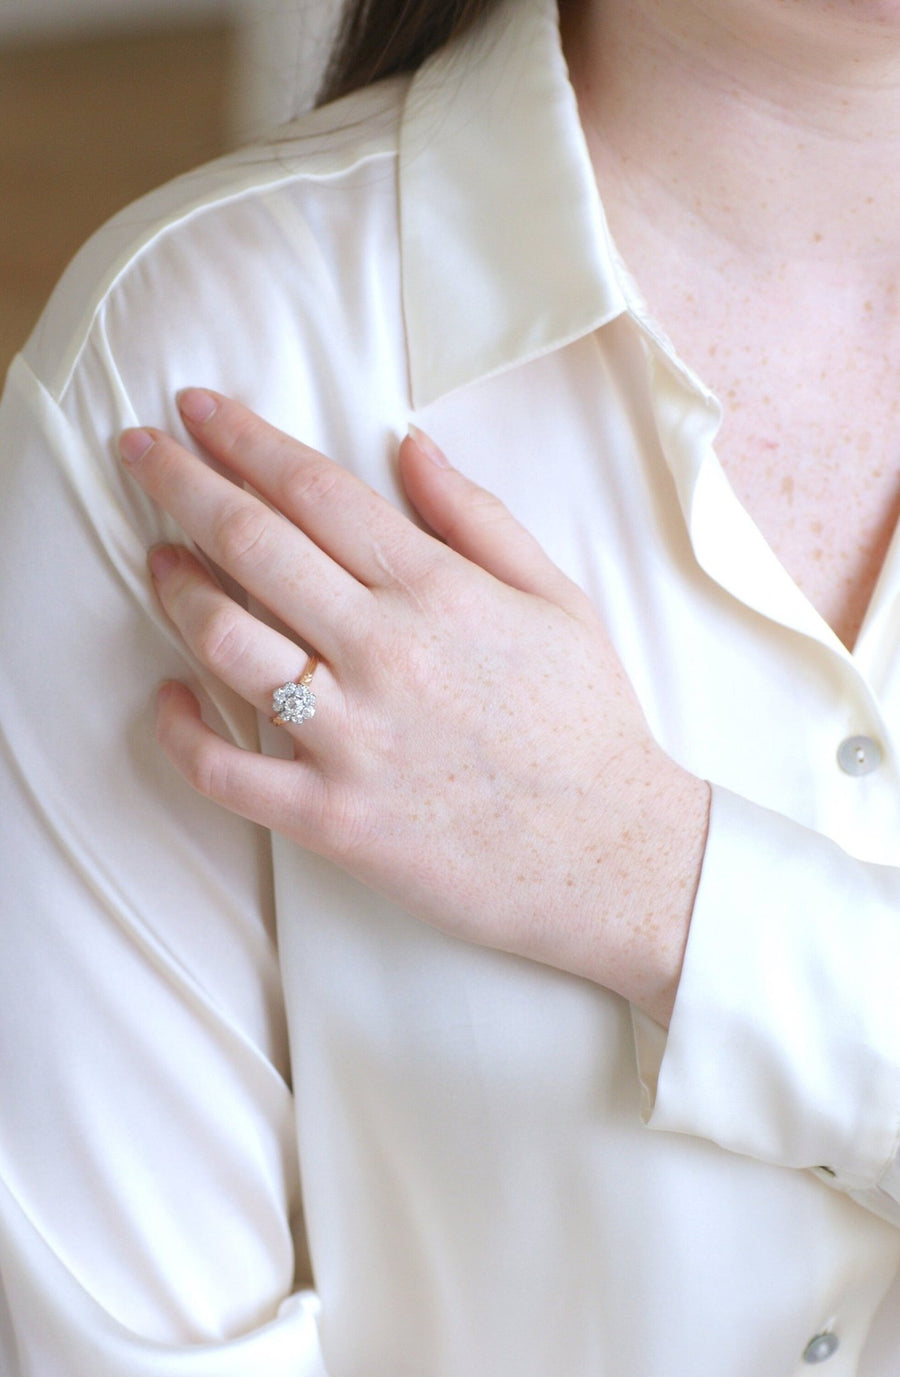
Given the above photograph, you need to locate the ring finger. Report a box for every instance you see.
[150,544,339,742]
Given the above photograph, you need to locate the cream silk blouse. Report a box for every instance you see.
[2,0,900,1372]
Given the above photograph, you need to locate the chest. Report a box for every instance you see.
[422,334,900,863]
[663,301,900,649]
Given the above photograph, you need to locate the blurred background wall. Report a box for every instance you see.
[0,0,337,374]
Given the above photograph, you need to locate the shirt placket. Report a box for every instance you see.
[635,320,900,861]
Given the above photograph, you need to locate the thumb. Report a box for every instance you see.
[399,426,584,609]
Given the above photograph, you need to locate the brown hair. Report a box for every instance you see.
[317,0,504,105]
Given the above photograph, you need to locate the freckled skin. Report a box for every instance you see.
[683,319,900,650]
[128,393,709,1029]
[564,0,900,650]
[129,0,900,1046]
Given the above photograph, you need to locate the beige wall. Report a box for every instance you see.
[0,21,236,375]
[0,2,337,132]
[0,4,342,375]
[0,0,231,41]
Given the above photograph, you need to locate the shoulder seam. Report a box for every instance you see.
[23,78,405,402]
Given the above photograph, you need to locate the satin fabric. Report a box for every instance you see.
[2,1,900,1372]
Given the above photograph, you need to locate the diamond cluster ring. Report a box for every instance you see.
[272,655,319,727]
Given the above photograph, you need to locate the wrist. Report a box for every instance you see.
[574,747,710,1026]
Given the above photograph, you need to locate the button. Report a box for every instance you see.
[803,1332,839,1364]
[837,735,881,776]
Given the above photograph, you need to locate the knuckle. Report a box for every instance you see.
[194,603,247,672]
[155,689,234,802]
[147,442,186,495]
[183,734,230,800]
[216,501,275,569]
[468,485,507,525]
[443,486,505,546]
[281,461,342,512]
[214,408,262,464]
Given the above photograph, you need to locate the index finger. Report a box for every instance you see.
[119,423,366,663]
[176,388,438,590]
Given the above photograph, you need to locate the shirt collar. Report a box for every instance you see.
[399,0,630,409]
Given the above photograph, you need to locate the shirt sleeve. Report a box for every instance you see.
[0,353,330,1374]
[632,784,900,1228]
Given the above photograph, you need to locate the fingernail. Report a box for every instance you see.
[148,545,180,581]
[177,388,218,425]
[119,428,155,464]
[408,423,450,468]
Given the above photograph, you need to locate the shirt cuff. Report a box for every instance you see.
[632,785,900,1223]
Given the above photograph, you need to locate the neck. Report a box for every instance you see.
[561,0,900,266]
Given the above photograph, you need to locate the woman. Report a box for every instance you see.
[2,0,900,1371]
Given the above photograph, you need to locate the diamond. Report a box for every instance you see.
[272,680,316,725]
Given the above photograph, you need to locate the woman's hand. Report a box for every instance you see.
[120,390,709,1024]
